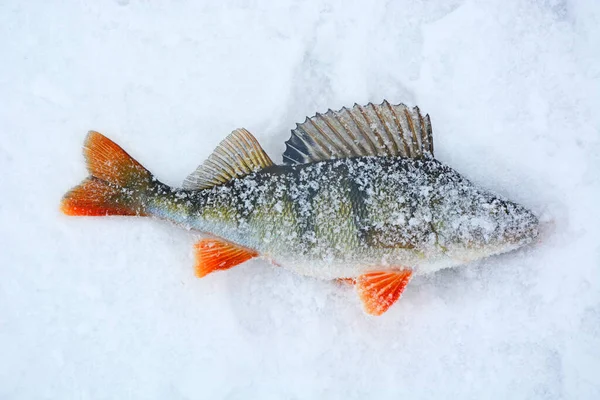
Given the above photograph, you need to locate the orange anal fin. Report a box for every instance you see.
[194,239,258,278]
[356,270,412,316]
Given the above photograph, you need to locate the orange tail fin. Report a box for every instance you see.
[61,131,154,216]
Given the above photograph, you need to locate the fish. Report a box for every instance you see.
[61,101,539,315]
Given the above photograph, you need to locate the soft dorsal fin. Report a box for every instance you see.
[282,100,434,165]
[183,128,274,190]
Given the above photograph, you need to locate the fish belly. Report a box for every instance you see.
[273,249,460,280]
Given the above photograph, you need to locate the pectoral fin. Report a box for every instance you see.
[194,239,258,278]
[356,270,412,316]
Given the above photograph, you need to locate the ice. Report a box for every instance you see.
[1,0,600,398]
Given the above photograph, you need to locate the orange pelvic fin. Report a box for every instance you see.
[194,239,258,278]
[356,269,412,316]
[61,131,153,217]
[336,277,357,285]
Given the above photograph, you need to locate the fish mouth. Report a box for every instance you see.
[532,217,555,245]
[502,213,540,247]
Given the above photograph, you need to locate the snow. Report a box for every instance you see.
[1,0,599,398]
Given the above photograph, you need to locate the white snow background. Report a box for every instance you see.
[1,0,599,398]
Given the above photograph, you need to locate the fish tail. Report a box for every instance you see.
[61,131,156,216]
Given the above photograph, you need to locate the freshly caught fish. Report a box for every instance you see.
[61,101,539,315]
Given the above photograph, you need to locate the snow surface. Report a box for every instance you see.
[1,0,599,398]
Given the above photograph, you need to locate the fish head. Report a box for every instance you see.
[437,193,539,262]
[491,199,540,248]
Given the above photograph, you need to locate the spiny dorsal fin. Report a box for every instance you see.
[183,128,274,190]
[282,100,434,165]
